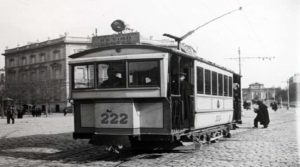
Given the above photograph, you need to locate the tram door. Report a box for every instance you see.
[170,55,194,129]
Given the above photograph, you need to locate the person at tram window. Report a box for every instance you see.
[101,67,124,88]
[179,72,194,126]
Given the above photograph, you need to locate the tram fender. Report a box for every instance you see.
[90,135,131,147]
[73,132,94,139]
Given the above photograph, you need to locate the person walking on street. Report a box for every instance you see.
[6,105,16,124]
[253,100,270,128]
[63,108,67,116]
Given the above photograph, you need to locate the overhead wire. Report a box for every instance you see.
[234,0,272,58]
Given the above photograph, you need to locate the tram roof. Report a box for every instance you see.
[69,44,240,76]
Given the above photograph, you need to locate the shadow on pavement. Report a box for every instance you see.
[0,132,108,163]
[0,132,198,164]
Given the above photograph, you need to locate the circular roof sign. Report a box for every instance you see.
[111,20,126,32]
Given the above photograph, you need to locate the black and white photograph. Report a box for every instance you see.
[0,0,299,166]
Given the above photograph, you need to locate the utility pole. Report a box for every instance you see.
[238,47,241,76]
[287,80,290,110]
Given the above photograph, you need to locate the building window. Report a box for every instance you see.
[40,53,46,62]
[40,70,46,80]
[54,68,61,79]
[9,58,15,67]
[53,50,60,60]
[30,55,36,64]
[31,71,36,81]
[197,67,204,94]
[9,71,16,81]
[218,74,223,96]
[21,57,27,65]
[205,69,211,95]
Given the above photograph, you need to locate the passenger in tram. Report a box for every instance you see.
[100,67,124,88]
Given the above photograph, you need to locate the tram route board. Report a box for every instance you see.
[92,32,140,47]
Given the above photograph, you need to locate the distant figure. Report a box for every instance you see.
[63,108,67,116]
[243,101,251,110]
[270,102,278,111]
[253,100,270,128]
[6,105,16,124]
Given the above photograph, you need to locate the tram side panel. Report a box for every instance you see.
[194,61,233,129]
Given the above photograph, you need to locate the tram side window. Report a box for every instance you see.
[98,61,125,88]
[73,64,94,89]
[224,75,228,96]
[229,76,232,97]
[218,74,223,96]
[212,71,217,95]
[197,67,204,94]
[128,60,160,87]
[205,69,211,95]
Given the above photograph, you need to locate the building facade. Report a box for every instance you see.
[242,82,280,105]
[2,36,91,112]
[288,73,300,107]
[0,68,4,92]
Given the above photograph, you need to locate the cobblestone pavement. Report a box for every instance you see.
[0,108,299,167]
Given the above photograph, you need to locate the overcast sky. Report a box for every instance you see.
[0,0,299,88]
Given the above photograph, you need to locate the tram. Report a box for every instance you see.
[69,23,241,150]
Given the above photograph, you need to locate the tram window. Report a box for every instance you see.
[224,75,228,96]
[98,61,125,88]
[128,60,160,87]
[73,64,94,89]
[197,67,204,94]
[229,77,232,97]
[204,69,211,95]
[212,71,217,95]
[218,74,223,96]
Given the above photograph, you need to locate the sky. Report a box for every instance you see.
[0,0,299,88]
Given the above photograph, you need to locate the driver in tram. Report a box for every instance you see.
[100,67,124,88]
[179,72,194,127]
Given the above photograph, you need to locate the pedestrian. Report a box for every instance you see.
[271,102,278,111]
[6,105,16,124]
[63,108,67,116]
[253,100,270,128]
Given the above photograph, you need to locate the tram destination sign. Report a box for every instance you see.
[92,32,140,48]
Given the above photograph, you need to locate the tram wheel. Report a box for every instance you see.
[225,132,231,138]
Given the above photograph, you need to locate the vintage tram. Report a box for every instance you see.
[69,31,241,150]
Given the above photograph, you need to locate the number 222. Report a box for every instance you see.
[101,113,128,124]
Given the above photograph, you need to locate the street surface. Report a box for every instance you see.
[0,108,299,167]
